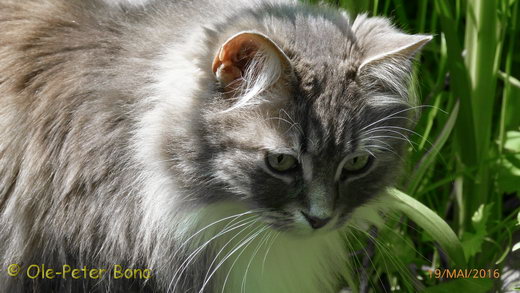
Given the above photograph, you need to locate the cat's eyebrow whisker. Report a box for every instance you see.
[359,104,434,133]
[263,116,293,125]
[362,115,416,132]
[263,116,302,135]
[366,125,419,137]
[361,140,396,154]
[366,125,433,147]
[362,127,415,140]
[364,148,378,159]
[359,110,413,133]
[362,131,418,150]
[362,144,400,159]
[360,136,397,153]
[363,135,417,151]
[262,114,304,137]
[279,108,295,125]
[279,108,304,134]
[354,123,418,152]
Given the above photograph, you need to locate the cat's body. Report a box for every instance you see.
[0,0,430,292]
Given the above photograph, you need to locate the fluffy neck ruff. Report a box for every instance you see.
[173,203,348,293]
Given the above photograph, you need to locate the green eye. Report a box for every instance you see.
[266,153,298,172]
[342,154,372,173]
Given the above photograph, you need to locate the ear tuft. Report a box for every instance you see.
[359,34,433,71]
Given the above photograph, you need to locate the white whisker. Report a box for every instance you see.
[173,210,256,260]
[261,231,280,275]
[363,135,416,150]
[241,229,271,293]
[201,219,259,291]
[359,105,434,133]
[199,225,267,293]
[169,217,257,292]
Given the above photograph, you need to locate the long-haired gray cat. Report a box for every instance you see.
[0,0,431,292]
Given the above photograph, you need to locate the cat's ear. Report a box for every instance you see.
[212,31,292,94]
[358,33,432,71]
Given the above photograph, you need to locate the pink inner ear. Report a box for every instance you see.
[212,35,261,87]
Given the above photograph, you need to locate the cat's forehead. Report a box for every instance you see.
[288,59,361,156]
[286,8,359,60]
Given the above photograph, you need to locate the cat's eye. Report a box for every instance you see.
[341,154,373,178]
[266,153,298,172]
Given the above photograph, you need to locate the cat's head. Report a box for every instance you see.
[191,9,431,235]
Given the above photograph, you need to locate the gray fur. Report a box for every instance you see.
[0,0,430,292]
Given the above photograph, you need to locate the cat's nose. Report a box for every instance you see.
[301,211,331,229]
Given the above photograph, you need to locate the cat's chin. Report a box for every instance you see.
[283,228,341,239]
[272,223,346,239]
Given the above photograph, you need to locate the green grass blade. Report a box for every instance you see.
[434,0,477,166]
[407,100,459,195]
[386,188,466,267]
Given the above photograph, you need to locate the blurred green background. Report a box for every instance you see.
[305,0,520,292]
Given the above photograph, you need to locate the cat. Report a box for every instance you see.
[0,0,431,292]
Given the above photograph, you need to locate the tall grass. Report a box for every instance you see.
[310,0,520,291]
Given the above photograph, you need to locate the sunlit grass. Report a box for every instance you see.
[307,0,520,291]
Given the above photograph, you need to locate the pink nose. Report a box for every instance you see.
[301,211,331,229]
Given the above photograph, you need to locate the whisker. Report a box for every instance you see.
[220,227,268,293]
[359,104,442,134]
[200,225,267,293]
[169,217,257,292]
[172,210,257,260]
[280,108,304,135]
[346,228,389,293]
[381,214,437,264]
[364,148,378,159]
[365,125,434,148]
[366,125,426,140]
[201,219,259,291]
[359,111,415,133]
[362,129,419,146]
[348,225,419,291]
[362,143,400,158]
[261,231,280,275]
[362,135,417,150]
[241,230,271,293]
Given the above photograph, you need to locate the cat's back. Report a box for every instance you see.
[0,0,142,209]
[0,0,296,208]
[0,0,293,90]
